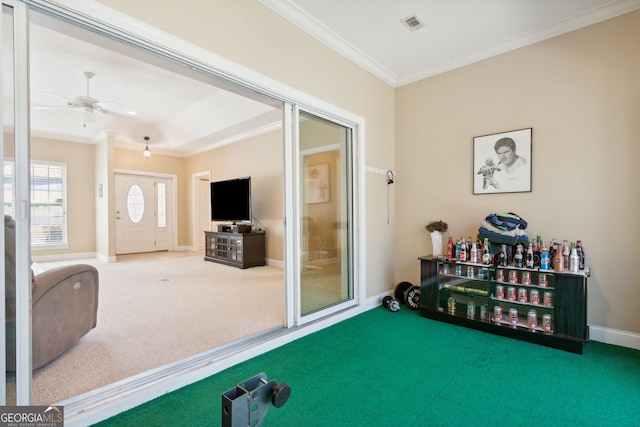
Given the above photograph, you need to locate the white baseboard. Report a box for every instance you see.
[589,325,640,350]
[266,258,284,268]
[32,251,98,263]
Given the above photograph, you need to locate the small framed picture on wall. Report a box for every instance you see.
[305,163,330,203]
[473,128,532,194]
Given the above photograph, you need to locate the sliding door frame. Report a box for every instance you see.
[2,0,33,405]
[293,106,359,325]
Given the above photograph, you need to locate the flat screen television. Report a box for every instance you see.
[210,177,252,223]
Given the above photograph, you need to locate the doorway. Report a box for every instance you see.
[193,173,211,252]
[115,173,174,254]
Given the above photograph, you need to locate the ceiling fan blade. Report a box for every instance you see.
[102,109,136,120]
[32,105,71,110]
[41,91,72,104]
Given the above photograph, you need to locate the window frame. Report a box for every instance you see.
[4,159,68,248]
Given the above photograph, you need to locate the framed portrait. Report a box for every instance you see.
[304,163,330,203]
[473,128,532,195]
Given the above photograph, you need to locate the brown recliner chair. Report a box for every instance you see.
[5,215,99,370]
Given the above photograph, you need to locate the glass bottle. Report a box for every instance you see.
[470,241,478,263]
[514,244,524,268]
[526,242,534,269]
[499,244,508,267]
[459,237,467,262]
[447,236,454,260]
[576,240,585,270]
[562,240,570,269]
[549,239,558,269]
[553,244,564,272]
[569,245,579,273]
[482,238,491,265]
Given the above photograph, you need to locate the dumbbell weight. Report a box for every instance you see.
[382,295,401,312]
[403,285,421,310]
[394,281,421,309]
[394,281,413,302]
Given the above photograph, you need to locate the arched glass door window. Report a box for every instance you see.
[126,184,144,224]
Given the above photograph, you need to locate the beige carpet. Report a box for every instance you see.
[9,251,285,405]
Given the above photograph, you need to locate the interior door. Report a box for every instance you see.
[197,177,210,251]
[115,174,159,254]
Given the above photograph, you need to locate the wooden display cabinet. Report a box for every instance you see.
[419,255,589,354]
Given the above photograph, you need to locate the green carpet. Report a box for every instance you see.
[95,307,640,426]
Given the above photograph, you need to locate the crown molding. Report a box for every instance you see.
[259,0,398,87]
[261,0,640,88]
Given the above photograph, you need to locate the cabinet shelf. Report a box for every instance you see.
[419,255,589,354]
[493,280,555,291]
[489,295,554,310]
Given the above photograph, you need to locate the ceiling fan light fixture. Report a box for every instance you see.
[143,136,151,159]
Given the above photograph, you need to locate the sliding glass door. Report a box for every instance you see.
[4,0,361,411]
[297,111,355,322]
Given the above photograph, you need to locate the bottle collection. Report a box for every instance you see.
[445,235,585,273]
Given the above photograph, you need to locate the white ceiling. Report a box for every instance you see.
[14,1,640,155]
[24,12,282,157]
[261,0,640,87]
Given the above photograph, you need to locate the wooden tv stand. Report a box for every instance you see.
[204,231,266,269]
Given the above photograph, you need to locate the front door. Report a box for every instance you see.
[115,174,171,254]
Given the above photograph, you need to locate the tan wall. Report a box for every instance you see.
[185,130,284,260]
[97,0,397,297]
[30,136,96,256]
[395,11,640,333]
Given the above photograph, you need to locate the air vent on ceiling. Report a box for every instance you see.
[401,14,424,32]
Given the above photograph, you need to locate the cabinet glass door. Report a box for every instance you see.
[438,262,489,320]
[490,268,555,332]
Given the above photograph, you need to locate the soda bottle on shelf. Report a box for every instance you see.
[470,241,478,263]
[514,244,524,268]
[533,237,541,267]
[482,238,491,265]
[549,239,558,269]
[576,240,585,269]
[459,237,467,262]
[569,244,579,273]
[562,240,570,269]
[540,245,551,270]
[446,236,454,260]
[526,242,534,269]
[553,244,564,272]
[499,244,508,267]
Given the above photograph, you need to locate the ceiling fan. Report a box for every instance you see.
[34,71,133,121]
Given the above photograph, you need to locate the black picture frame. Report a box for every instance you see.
[473,128,532,194]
